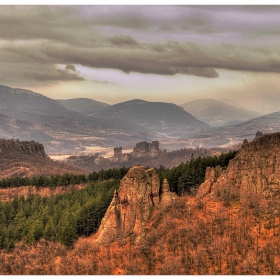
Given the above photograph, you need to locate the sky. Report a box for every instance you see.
[1,4,280,113]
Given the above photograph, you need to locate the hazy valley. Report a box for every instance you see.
[1,84,280,157]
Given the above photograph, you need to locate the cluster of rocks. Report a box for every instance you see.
[95,131,280,245]
[67,139,220,172]
[95,164,177,244]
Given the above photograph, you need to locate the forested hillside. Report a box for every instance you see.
[0,151,237,251]
[0,180,118,249]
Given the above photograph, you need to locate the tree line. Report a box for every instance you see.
[0,167,129,189]
[0,151,237,194]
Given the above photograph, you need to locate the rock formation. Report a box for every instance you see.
[160,179,177,206]
[95,165,176,244]
[114,147,122,156]
[197,166,223,199]
[0,138,85,178]
[67,139,223,172]
[131,141,161,158]
[0,139,46,158]
[254,131,264,140]
[197,132,280,202]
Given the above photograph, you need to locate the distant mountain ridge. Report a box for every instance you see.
[176,111,280,149]
[93,99,209,137]
[180,98,261,127]
[0,85,155,153]
[56,98,110,115]
[3,84,280,153]
[0,85,86,124]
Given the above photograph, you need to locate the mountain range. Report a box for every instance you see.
[176,110,280,149]
[0,85,154,154]
[0,85,207,154]
[180,98,262,127]
[56,98,110,116]
[92,99,209,137]
[1,84,280,154]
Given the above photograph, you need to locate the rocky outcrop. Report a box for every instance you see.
[0,139,46,158]
[131,141,161,158]
[196,166,223,199]
[254,131,264,140]
[95,165,176,244]
[197,132,280,202]
[0,139,85,179]
[114,147,122,156]
[160,179,177,206]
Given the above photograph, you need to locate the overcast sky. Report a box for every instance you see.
[1,5,280,113]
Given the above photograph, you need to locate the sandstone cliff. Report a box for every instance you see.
[0,139,46,158]
[0,139,85,178]
[95,165,176,244]
[197,132,280,202]
[131,141,161,158]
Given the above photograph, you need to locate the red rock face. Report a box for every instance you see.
[95,165,176,244]
[197,132,280,202]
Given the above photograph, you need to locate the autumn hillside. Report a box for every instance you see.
[2,133,280,274]
[1,195,280,275]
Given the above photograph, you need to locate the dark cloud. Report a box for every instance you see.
[179,67,219,78]
[0,39,218,79]
[0,6,100,47]
[1,5,280,86]
[0,60,84,87]
[108,35,140,47]
[2,37,280,85]
[65,64,76,71]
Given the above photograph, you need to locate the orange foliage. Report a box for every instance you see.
[1,196,280,275]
